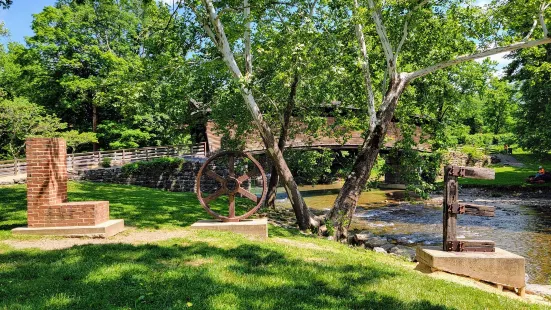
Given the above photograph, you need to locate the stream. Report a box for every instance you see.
[275,184,551,285]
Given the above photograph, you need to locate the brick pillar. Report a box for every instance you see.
[25,138,110,227]
[26,138,68,211]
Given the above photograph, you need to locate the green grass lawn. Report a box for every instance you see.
[452,153,551,187]
[0,182,252,240]
[0,182,548,309]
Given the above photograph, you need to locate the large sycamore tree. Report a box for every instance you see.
[188,0,551,237]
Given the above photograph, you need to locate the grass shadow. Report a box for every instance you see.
[0,237,461,310]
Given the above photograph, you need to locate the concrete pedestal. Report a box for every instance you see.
[416,247,526,295]
[191,218,268,238]
[12,219,125,238]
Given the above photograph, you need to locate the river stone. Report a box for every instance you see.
[364,236,388,249]
[354,232,373,245]
[381,243,394,252]
[389,245,416,262]
[373,247,387,254]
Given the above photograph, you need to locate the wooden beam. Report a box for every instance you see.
[446,240,495,252]
[443,166,458,251]
[462,203,495,217]
[448,165,495,180]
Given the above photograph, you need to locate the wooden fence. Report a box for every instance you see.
[0,143,207,177]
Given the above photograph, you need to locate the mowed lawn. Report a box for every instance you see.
[452,153,551,187]
[0,182,548,309]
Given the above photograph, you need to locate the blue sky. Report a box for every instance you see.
[0,0,56,45]
[0,0,509,70]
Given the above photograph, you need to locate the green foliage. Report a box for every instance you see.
[284,150,335,185]
[2,0,199,150]
[101,157,112,168]
[461,146,486,162]
[121,157,184,176]
[463,133,516,148]
[60,130,98,154]
[0,97,66,159]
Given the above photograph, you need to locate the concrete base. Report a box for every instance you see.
[12,219,125,238]
[191,218,268,238]
[416,246,525,294]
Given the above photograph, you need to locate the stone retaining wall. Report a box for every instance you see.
[72,162,227,193]
[444,151,491,168]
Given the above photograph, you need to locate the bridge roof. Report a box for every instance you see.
[206,117,431,154]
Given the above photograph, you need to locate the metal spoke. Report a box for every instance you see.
[228,193,235,217]
[203,187,227,204]
[228,155,235,177]
[238,187,258,203]
[237,173,250,183]
[206,170,225,184]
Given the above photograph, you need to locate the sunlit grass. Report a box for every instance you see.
[0,228,545,309]
[0,182,547,309]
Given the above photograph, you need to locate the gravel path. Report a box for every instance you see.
[493,154,525,167]
[2,228,193,251]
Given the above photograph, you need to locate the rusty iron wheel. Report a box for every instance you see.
[196,151,267,222]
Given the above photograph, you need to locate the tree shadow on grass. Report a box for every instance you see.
[0,239,457,310]
[0,182,253,231]
[0,185,28,232]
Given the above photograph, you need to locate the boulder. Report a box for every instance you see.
[373,247,387,254]
[389,245,416,262]
[364,236,388,249]
[353,232,373,245]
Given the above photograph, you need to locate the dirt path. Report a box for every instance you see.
[2,228,193,251]
[0,173,26,185]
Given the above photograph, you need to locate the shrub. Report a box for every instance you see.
[461,145,486,161]
[285,149,335,185]
[101,157,112,168]
[121,157,184,176]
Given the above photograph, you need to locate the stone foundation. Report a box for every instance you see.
[416,246,526,295]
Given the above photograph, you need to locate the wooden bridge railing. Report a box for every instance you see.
[0,143,207,177]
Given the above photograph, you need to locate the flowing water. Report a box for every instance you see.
[276,183,551,284]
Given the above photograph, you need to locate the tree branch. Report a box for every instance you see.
[367,0,395,75]
[188,2,219,46]
[353,0,376,130]
[408,37,551,81]
[394,0,430,63]
[540,2,550,37]
[244,0,253,77]
[524,18,538,40]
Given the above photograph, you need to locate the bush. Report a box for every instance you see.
[122,157,184,176]
[285,150,335,185]
[463,133,516,148]
[461,146,486,161]
[101,157,112,168]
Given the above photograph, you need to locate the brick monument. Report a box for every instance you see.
[12,138,124,237]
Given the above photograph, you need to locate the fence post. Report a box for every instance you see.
[14,158,18,175]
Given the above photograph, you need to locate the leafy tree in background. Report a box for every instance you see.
[0,97,66,160]
[60,130,98,154]
[12,0,198,151]
[482,77,517,135]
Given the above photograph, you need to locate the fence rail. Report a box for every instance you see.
[0,143,207,177]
